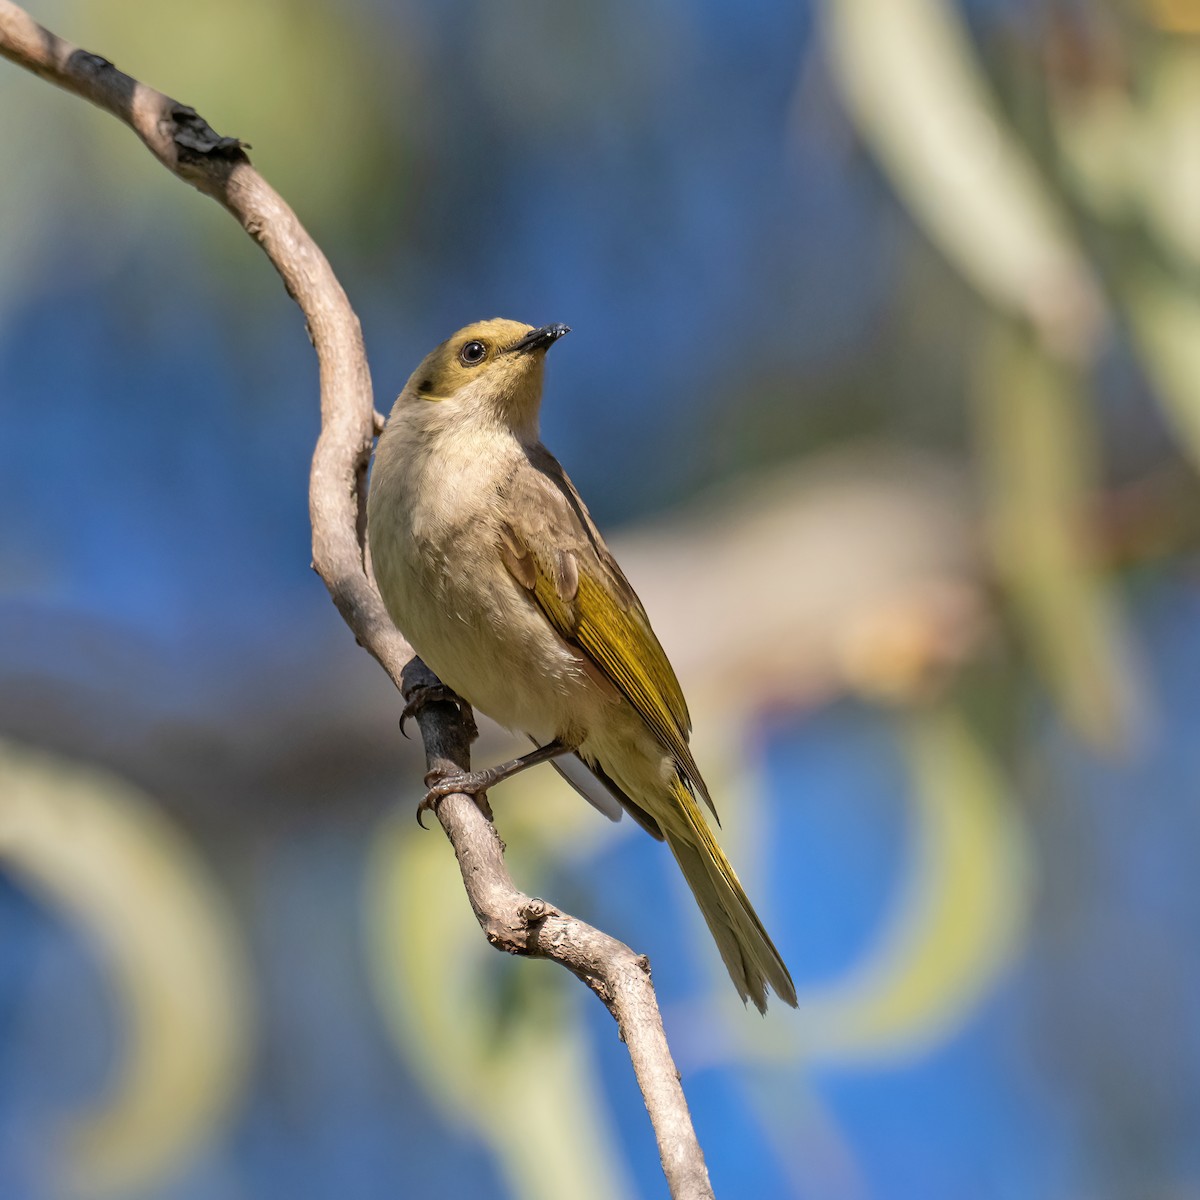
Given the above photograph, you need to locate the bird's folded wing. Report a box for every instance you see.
[498,445,715,818]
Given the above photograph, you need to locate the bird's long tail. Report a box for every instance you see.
[660,776,797,1014]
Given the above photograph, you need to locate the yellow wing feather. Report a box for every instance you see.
[497,446,797,1008]
[498,448,715,817]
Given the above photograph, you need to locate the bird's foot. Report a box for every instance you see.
[399,684,478,741]
[414,740,572,828]
[416,766,499,827]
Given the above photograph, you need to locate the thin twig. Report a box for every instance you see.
[0,5,714,1196]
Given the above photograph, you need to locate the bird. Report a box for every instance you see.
[367,318,796,1013]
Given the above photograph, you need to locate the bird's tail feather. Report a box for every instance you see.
[660,777,797,1014]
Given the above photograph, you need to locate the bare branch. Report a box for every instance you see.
[0,5,714,1195]
[403,659,715,1197]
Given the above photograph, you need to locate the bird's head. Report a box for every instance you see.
[400,318,570,439]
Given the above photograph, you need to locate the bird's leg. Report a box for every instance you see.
[417,739,572,827]
[400,683,478,742]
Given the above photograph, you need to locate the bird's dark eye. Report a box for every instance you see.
[459,340,487,366]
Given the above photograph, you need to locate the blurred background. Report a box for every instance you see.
[2,0,1199,1196]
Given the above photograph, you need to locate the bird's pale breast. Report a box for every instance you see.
[368,406,612,745]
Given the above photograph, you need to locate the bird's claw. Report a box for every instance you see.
[415,791,440,829]
[399,685,476,739]
[415,767,494,828]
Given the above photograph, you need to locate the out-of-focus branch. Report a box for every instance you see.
[0,5,713,1196]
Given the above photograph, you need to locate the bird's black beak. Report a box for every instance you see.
[508,323,571,354]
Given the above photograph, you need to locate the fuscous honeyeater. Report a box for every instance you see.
[367,319,796,1012]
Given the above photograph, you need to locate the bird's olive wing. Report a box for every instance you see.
[498,447,715,816]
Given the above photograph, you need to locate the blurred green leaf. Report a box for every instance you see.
[821,0,1104,356]
[791,703,1027,1060]
[74,0,416,239]
[363,776,636,1200]
[975,319,1140,747]
[1124,264,1200,471]
[0,740,252,1200]
[0,0,416,318]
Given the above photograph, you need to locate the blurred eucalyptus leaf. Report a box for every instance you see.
[0,739,252,1199]
[1052,33,1200,271]
[0,0,415,317]
[792,703,1028,1060]
[363,776,635,1200]
[692,705,1028,1071]
[820,0,1104,357]
[729,704,1026,1198]
[1125,265,1200,470]
[1131,41,1200,266]
[975,320,1142,748]
[71,0,416,240]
